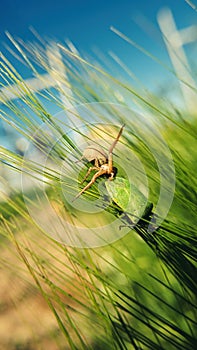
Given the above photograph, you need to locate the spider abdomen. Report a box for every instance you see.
[83,145,107,166]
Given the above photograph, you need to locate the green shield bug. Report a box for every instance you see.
[105,177,153,225]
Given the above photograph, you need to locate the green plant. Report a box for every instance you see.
[0,31,197,349]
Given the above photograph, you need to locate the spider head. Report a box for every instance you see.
[100,165,117,179]
[108,166,118,180]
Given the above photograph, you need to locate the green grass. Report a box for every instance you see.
[0,30,197,349]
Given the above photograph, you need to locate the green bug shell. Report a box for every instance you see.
[105,177,152,224]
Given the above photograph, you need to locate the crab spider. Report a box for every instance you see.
[73,124,124,201]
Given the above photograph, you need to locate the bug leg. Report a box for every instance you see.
[80,166,99,184]
[73,168,107,201]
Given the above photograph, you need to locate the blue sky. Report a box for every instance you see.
[0,1,196,50]
[0,1,197,155]
[1,1,196,81]
[0,0,197,122]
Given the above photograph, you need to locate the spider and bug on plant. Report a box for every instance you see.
[73,124,125,201]
[73,124,154,228]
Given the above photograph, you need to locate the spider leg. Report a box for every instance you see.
[81,166,99,184]
[108,124,125,154]
[73,168,107,201]
[108,124,125,173]
[108,153,113,174]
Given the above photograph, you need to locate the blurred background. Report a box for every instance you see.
[1,0,197,159]
[0,1,197,349]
